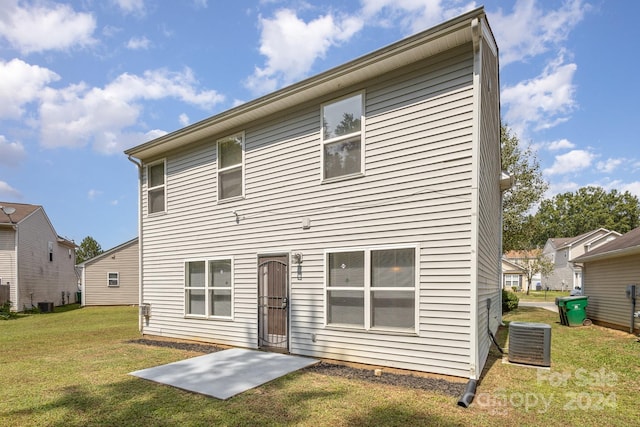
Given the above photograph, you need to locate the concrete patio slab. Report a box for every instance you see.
[129,348,318,400]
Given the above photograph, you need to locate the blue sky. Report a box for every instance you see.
[0,0,637,251]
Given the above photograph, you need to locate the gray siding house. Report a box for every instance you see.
[542,228,620,291]
[574,227,640,334]
[125,8,503,379]
[0,202,77,310]
[77,238,139,306]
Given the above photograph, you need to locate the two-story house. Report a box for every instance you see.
[542,228,620,291]
[0,202,77,311]
[125,8,504,381]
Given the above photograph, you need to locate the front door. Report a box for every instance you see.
[258,255,289,351]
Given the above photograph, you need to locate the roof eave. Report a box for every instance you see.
[573,245,640,263]
[124,7,486,161]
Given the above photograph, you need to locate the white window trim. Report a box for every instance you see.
[324,244,419,334]
[183,257,234,320]
[320,91,366,183]
[217,132,245,202]
[146,159,167,215]
[107,272,119,287]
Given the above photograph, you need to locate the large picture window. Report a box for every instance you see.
[322,93,363,180]
[147,160,166,214]
[185,258,233,318]
[325,246,417,332]
[217,133,244,200]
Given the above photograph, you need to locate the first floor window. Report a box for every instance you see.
[326,246,417,332]
[107,272,119,287]
[504,274,520,289]
[185,258,233,318]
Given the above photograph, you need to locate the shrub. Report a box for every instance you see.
[0,301,17,320]
[502,289,519,313]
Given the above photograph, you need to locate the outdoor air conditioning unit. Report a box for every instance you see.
[508,322,551,367]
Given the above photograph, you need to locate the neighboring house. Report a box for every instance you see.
[573,227,640,334]
[125,9,504,380]
[502,258,526,291]
[77,238,139,306]
[542,228,620,291]
[0,202,77,311]
[503,250,542,292]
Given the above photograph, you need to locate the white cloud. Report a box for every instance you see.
[0,59,60,119]
[88,189,102,200]
[489,0,589,66]
[39,68,223,154]
[245,9,363,94]
[0,1,96,54]
[361,0,477,34]
[0,135,26,166]
[179,113,190,126]
[126,36,151,50]
[620,182,640,199]
[545,179,579,199]
[544,149,595,176]
[501,53,577,136]
[596,158,624,174]
[112,0,145,15]
[0,181,21,199]
[547,138,575,151]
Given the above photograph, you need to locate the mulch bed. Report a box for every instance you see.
[129,338,466,397]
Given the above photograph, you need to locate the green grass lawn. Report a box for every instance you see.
[516,290,570,302]
[1,305,638,426]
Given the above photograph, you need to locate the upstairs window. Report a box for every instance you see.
[147,160,166,214]
[322,93,363,180]
[217,133,244,200]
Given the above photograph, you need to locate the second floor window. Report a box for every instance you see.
[322,93,363,180]
[147,160,166,214]
[217,133,244,200]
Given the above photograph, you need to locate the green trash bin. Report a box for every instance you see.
[555,297,568,326]
[76,291,82,304]
[561,296,589,326]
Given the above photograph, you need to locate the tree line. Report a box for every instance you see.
[501,125,639,253]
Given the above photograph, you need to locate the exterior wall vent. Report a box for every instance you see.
[508,322,551,367]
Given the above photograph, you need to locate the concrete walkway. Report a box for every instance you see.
[130,348,318,400]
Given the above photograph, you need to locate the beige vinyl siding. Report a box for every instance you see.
[83,240,139,306]
[139,43,477,378]
[583,255,640,333]
[473,35,502,378]
[16,209,77,309]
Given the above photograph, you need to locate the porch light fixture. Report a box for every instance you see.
[0,206,16,223]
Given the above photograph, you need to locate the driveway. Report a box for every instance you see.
[519,301,558,312]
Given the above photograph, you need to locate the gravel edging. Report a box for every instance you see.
[129,338,465,397]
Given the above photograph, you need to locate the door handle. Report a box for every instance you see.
[281,297,288,309]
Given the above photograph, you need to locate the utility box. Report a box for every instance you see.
[37,302,54,313]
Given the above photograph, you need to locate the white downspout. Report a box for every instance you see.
[127,155,144,332]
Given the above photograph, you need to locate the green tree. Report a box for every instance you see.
[501,125,549,251]
[75,236,103,264]
[533,186,640,245]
